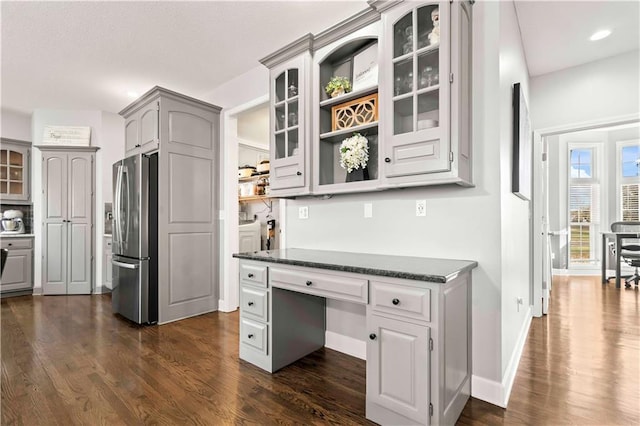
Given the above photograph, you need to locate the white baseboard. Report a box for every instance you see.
[93,285,111,294]
[325,331,366,360]
[32,287,42,295]
[218,299,238,313]
[472,307,532,408]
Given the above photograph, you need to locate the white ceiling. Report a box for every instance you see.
[1,1,639,115]
[514,0,640,76]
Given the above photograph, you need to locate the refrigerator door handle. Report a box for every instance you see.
[122,166,130,243]
[112,259,140,270]
[113,164,123,246]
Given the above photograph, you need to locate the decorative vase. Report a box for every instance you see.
[346,167,369,183]
[331,87,345,98]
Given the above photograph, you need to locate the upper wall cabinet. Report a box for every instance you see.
[124,102,160,156]
[261,35,313,197]
[313,21,382,195]
[380,0,472,187]
[0,138,31,203]
[260,1,473,197]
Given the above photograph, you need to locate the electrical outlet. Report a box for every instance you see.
[298,206,309,219]
[364,203,373,218]
[416,200,426,217]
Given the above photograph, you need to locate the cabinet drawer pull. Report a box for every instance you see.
[369,333,377,341]
[392,298,400,305]
[247,301,254,306]
[7,243,12,247]
[384,157,391,163]
[306,280,312,286]
[296,171,302,176]
[248,334,254,339]
[248,273,254,278]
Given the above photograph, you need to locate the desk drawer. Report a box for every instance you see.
[240,286,268,322]
[270,267,367,304]
[240,263,267,288]
[240,318,268,355]
[1,238,33,250]
[371,281,431,322]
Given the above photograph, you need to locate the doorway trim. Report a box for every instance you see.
[531,112,640,317]
[219,94,269,312]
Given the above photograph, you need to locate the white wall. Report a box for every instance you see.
[531,50,640,130]
[1,108,32,141]
[498,0,532,381]
[203,66,269,110]
[31,109,123,293]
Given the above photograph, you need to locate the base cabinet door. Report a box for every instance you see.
[1,249,32,293]
[367,314,430,424]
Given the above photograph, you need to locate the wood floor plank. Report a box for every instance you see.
[2,276,639,425]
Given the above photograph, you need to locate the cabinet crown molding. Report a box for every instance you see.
[260,33,314,69]
[119,86,222,117]
[35,145,100,152]
[1,138,32,147]
[312,7,381,51]
[367,0,403,14]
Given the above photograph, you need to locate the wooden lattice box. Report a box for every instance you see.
[331,93,379,131]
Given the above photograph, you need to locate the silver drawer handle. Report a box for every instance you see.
[112,260,139,270]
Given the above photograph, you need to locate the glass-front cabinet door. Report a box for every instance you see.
[383,2,451,178]
[0,140,30,202]
[269,55,308,192]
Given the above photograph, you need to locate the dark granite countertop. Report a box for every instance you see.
[233,248,478,283]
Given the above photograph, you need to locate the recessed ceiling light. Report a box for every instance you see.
[590,30,611,41]
[126,91,139,98]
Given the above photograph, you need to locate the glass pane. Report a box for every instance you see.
[9,151,22,166]
[288,130,299,157]
[0,166,6,180]
[570,224,591,262]
[275,105,285,131]
[417,5,440,49]
[0,151,6,165]
[570,148,592,178]
[275,72,285,103]
[287,69,299,98]
[9,182,22,195]
[275,133,286,159]
[9,167,22,181]
[622,184,639,221]
[417,90,439,130]
[288,101,299,127]
[393,13,413,58]
[394,58,413,96]
[0,181,6,193]
[394,97,413,135]
[418,50,439,89]
[622,145,640,177]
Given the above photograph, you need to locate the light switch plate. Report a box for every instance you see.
[298,206,309,219]
[364,203,373,218]
[416,200,426,217]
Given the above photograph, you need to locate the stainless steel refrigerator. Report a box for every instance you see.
[112,153,158,324]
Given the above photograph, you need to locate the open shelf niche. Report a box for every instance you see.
[317,37,379,188]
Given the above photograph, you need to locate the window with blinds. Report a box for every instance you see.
[620,144,639,221]
[568,147,599,265]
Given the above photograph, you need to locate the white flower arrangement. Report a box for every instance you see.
[339,133,369,173]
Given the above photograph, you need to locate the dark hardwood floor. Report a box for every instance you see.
[2,275,638,425]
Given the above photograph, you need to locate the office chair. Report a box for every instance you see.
[611,222,640,289]
[1,248,7,277]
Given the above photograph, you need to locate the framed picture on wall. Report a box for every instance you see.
[512,83,532,201]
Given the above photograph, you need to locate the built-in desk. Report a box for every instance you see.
[232,248,477,426]
[602,231,640,288]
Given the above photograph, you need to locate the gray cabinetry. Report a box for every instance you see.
[236,251,473,426]
[0,138,31,203]
[261,35,313,196]
[120,86,221,324]
[380,0,472,187]
[40,148,96,295]
[124,102,159,156]
[0,237,33,295]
